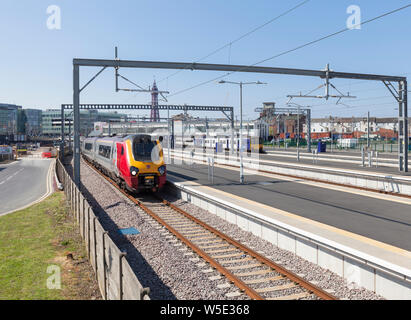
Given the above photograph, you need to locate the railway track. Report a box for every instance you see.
[83,157,337,300]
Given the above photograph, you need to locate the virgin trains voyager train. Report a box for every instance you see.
[81,134,166,193]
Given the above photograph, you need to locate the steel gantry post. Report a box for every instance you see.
[307,108,312,153]
[367,111,370,148]
[60,105,65,162]
[398,80,408,172]
[73,64,81,187]
[231,109,235,156]
[239,82,244,184]
[384,79,409,172]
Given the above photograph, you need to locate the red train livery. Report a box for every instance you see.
[81,134,166,193]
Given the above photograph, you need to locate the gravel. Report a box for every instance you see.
[160,191,386,300]
[67,159,247,300]
[66,158,384,300]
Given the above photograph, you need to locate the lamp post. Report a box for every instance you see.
[287,102,309,161]
[218,80,266,184]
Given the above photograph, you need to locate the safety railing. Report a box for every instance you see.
[0,153,14,162]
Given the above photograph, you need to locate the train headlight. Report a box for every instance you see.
[158,165,166,176]
[130,166,139,176]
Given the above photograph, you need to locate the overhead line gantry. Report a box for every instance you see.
[70,58,407,186]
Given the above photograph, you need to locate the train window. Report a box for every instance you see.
[121,146,124,155]
[98,145,111,159]
[85,143,93,151]
[132,137,157,161]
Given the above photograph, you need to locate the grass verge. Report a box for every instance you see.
[0,192,101,300]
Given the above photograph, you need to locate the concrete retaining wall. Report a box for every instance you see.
[169,181,411,300]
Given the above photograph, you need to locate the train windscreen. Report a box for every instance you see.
[132,136,159,162]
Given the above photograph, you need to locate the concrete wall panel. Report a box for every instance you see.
[296,238,317,264]
[375,269,411,300]
[277,229,296,254]
[343,256,375,292]
[318,247,344,277]
[261,224,278,246]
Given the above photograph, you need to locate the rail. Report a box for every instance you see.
[83,157,337,300]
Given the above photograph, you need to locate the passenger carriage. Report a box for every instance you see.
[81,134,166,193]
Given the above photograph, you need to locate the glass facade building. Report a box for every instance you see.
[24,109,43,136]
[0,104,21,136]
[41,109,127,136]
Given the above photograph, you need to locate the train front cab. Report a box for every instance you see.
[248,137,264,153]
[117,135,166,193]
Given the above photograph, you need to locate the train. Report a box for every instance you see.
[189,134,263,153]
[151,133,264,153]
[81,134,166,193]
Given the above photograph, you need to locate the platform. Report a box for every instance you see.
[164,148,411,196]
[166,160,411,299]
[261,148,410,176]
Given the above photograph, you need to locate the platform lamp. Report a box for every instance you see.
[218,80,266,184]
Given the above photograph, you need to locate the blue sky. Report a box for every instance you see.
[0,0,410,120]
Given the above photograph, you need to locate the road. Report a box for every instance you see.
[167,161,411,251]
[0,158,53,216]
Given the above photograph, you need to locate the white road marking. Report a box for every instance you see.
[0,159,55,217]
[0,168,24,185]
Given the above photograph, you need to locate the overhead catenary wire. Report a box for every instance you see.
[275,73,411,110]
[168,3,411,99]
[288,71,411,98]
[156,0,311,85]
[311,101,400,111]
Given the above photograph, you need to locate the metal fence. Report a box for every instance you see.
[56,159,150,300]
[0,153,13,162]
